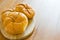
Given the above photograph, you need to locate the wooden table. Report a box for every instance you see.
[0,0,60,40]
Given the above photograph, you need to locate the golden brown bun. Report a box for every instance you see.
[1,4,35,35]
[1,10,28,34]
[15,4,35,19]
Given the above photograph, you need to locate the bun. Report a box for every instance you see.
[1,10,28,34]
[15,4,35,19]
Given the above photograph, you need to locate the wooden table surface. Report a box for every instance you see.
[0,0,60,40]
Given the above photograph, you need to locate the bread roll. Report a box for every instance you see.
[1,10,28,34]
[15,4,35,19]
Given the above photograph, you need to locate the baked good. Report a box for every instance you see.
[15,4,35,19]
[1,10,28,34]
[1,4,35,35]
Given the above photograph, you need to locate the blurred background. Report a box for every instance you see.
[0,0,60,40]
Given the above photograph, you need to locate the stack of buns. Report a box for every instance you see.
[1,4,35,35]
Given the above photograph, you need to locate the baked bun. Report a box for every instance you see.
[15,4,35,19]
[1,10,28,34]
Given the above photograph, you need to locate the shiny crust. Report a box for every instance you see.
[1,4,35,35]
[1,10,28,34]
[15,4,35,19]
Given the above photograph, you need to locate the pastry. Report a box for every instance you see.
[1,3,35,35]
[15,4,35,19]
[1,10,28,34]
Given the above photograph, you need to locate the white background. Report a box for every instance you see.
[27,0,60,40]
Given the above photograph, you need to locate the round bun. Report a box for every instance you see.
[15,4,35,19]
[1,10,28,34]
